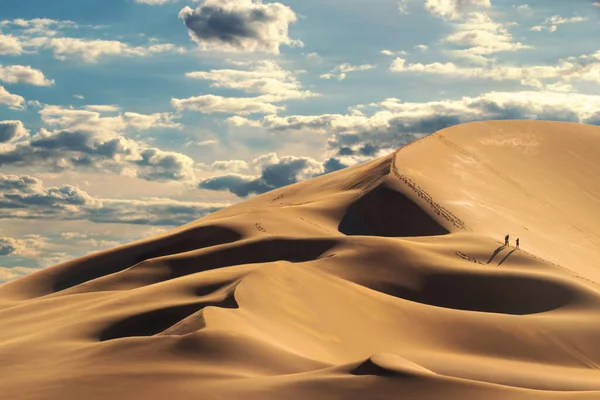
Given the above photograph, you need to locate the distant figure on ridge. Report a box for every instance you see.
[516,238,520,249]
[504,234,509,247]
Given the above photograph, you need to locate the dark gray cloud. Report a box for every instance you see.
[0,174,227,226]
[0,120,195,183]
[0,120,27,142]
[323,157,349,174]
[0,238,17,256]
[199,155,323,197]
[178,0,299,53]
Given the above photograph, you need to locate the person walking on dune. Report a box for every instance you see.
[504,234,509,247]
[516,238,520,249]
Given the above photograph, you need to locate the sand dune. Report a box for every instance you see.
[1,120,600,399]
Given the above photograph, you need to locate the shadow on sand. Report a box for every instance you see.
[487,246,506,264]
[498,249,517,266]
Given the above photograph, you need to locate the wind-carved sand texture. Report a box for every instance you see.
[1,120,600,399]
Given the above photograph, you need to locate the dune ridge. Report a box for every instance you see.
[1,120,600,399]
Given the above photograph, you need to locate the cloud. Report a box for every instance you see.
[199,153,324,197]
[0,34,24,55]
[414,44,428,51]
[135,0,177,4]
[0,174,229,226]
[210,159,250,172]
[172,94,283,115]
[381,49,408,57]
[0,18,78,36]
[0,85,25,109]
[84,105,120,112]
[0,106,194,182]
[186,60,317,100]
[444,12,530,62]
[320,63,375,80]
[389,50,600,87]
[178,0,301,54]
[45,38,185,63]
[231,91,600,162]
[135,148,196,181]
[0,120,28,142]
[38,105,181,131]
[0,235,49,257]
[0,64,54,86]
[424,0,491,20]
[74,94,85,100]
[179,61,317,116]
[0,266,41,283]
[398,0,409,14]
[531,15,586,32]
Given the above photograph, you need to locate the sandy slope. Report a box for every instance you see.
[1,120,600,399]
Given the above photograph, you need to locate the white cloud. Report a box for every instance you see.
[445,12,530,63]
[514,4,534,15]
[398,0,409,14]
[178,0,302,54]
[0,64,54,86]
[0,34,23,55]
[186,60,317,100]
[74,94,85,100]
[389,50,600,87]
[40,105,181,131]
[84,105,120,112]
[531,15,586,32]
[135,0,177,4]
[414,44,428,51]
[0,266,41,283]
[226,116,262,127]
[45,37,185,63]
[425,0,491,20]
[381,49,408,57]
[320,63,375,80]
[0,85,25,109]
[230,90,600,161]
[172,94,282,115]
[210,159,250,173]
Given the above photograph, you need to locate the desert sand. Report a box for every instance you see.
[1,120,600,399]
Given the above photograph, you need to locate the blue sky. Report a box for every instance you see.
[1,0,600,282]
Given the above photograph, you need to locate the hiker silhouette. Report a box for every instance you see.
[516,238,520,249]
[504,234,509,247]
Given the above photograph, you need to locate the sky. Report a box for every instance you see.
[1,0,600,282]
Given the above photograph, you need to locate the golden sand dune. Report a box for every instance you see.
[1,120,600,399]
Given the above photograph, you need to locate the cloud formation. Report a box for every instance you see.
[172,94,282,115]
[445,12,529,63]
[425,0,491,20]
[389,50,600,88]
[0,106,196,182]
[185,60,316,100]
[0,120,28,142]
[176,61,317,115]
[531,15,586,32]
[199,153,324,197]
[45,38,186,63]
[0,64,54,86]
[0,85,25,109]
[320,63,375,80]
[178,0,301,53]
[0,174,229,226]
[231,91,600,162]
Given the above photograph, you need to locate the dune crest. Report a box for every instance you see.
[1,120,600,399]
